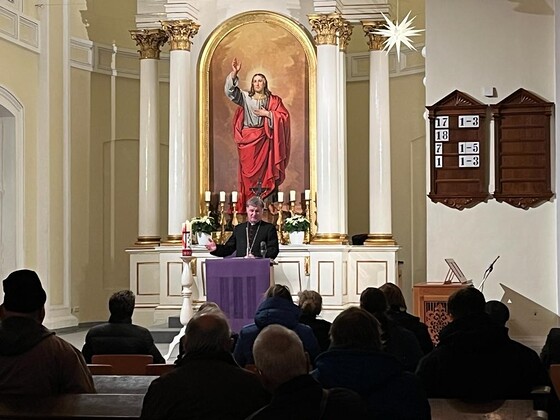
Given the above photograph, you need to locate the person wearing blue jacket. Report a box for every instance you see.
[233,284,320,367]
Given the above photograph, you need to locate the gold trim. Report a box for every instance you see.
[311,233,348,245]
[129,29,168,59]
[362,21,385,51]
[134,236,161,247]
[364,233,398,246]
[198,11,317,220]
[308,13,343,46]
[338,20,353,52]
[161,19,200,51]
[304,256,310,277]
[161,235,182,246]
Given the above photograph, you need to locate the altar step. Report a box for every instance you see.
[149,316,181,343]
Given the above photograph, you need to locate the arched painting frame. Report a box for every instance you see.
[198,11,316,214]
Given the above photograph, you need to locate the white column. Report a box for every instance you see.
[162,20,200,242]
[364,23,396,245]
[309,13,344,244]
[130,29,167,246]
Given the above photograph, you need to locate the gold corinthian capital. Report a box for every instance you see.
[129,29,168,60]
[338,19,353,52]
[308,13,343,46]
[362,21,386,51]
[161,19,200,51]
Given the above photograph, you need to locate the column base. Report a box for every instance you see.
[135,236,161,247]
[310,233,349,245]
[364,233,397,246]
[161,235,182,246]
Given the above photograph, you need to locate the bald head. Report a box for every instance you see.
[253,325,308,391]
[184,312,231,354]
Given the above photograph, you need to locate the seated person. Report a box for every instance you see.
[82,290,164,363]
[485,300,510,327]
[541,327,560,370]
[380,282,433,354]
[246,324,367,420]
[360,287,423,371]
[141,312,269,420]
[234,285,320,367]
[416,287,549,400]
[298,290,331,352]
[205,196,279,258]
[312,307,430,419]
[0,269,95,395]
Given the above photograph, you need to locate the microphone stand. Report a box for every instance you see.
[479,256,500,292]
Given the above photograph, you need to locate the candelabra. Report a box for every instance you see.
[276,202,285,244]
[304,198,311,244]
[218,201,226,243]
[232,203,239,227]
[289,199,296,217]
[205,201,211,216]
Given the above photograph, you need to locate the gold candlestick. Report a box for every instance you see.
[205,201,210,216]
[232,203,239,227]
[219,202,226,243]
[289,200,296,217]
[305,199,311,244]
[276,202,284,244]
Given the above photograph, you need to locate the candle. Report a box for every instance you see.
[277,192,284,203]
[219,191,226,202]
[204,191,211,202]
[185,220,191,232]
[289,190,296,202]
[304,189,310,200]
[232,191,238,203]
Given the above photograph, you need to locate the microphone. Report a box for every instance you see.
[479,256,500,292]
[260,241,267,258]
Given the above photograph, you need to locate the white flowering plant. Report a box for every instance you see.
[284,214,310,233]
[190,215,218,234]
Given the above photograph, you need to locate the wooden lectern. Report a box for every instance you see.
[206,258,273,333]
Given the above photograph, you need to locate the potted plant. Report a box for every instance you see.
[190,215,217,245]
[284,214,310,245]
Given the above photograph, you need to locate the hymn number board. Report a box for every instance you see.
[428,91,490,210]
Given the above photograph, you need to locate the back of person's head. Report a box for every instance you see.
[379,283,407,310]
[447,286,486,320]
[264,284,293,302]
[359,287,389,329]
[330,307,382,351]
[246,196,265,209]
[197,301,222,315]
[1,269,47,321]
[184,312,231,354]
[485,300,510,326]
[253,324,308,391]
[108,290,135,320]
[298,290,322,317]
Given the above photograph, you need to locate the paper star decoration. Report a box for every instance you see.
[374,11,424,61]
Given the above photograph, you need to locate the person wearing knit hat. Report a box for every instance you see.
[0,269,95,395]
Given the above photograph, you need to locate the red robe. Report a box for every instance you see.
[232,94,290,207]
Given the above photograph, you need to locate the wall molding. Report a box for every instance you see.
[346,43,425,82]
[70,37,170,82]
[0,4,39,53]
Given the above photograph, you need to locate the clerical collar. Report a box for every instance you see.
[249,221,261,226]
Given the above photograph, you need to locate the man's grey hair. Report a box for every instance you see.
[253,324,308,390]
[183,312,231,354]
[246,196,265,209]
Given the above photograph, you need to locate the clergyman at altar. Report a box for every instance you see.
[205,196,279,259]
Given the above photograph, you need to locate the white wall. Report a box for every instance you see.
[425,0,557,320]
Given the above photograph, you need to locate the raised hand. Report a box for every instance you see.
[231,58,241,77]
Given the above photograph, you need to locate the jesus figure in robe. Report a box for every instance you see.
[224,57,291,208]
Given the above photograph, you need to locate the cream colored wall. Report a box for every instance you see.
[0,41,39,269]
[425,0,558,336]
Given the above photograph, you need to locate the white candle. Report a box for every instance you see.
[304,189,310,200]
[219,191,226,202]
[204,191,211,202]
[232,191,238,203]
[277,192,284,203]
[185,220,191,232]
[289,190,296,202]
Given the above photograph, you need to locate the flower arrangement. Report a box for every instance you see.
[190,215,217,234]
[284,214,310,233]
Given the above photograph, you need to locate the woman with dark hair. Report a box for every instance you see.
[360,287,423,371]
[379,283,433,354]
[233,284,320,367]
[297,290,331,352]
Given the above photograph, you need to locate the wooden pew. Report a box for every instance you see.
[0,394,143,419]
[93,375,157,394]
[429,399,547,419]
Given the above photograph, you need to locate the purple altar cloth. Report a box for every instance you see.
[206,258,271,333]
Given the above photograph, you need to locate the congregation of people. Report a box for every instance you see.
[1,268,560,419]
